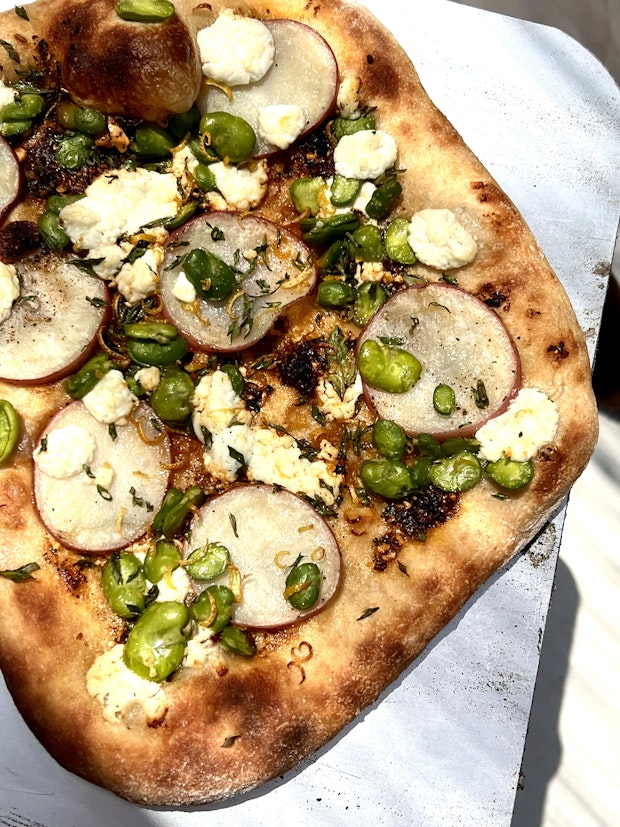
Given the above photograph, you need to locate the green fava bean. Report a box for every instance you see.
[416,433,443,459]
[183,247,235,301]
[38,211,70,251]
[353,282,388,326]
[429,450,482,492]
[365,177,402,221]
[132,123,176,158]
[290,176,325,215]
[152,485,205,539]
[0,119,31,137]
[143,539,181,584]
[330,175,362,207]
[0,400,20,464]
[372,419,406,460]
[317,239,349,275]
[358,339,421,394]
[55,133,95,170]
[194,163,217,192]
[317,279,356,308]
[360,459,414,500]
[123,601,191,682]
[486,457,534,490]
[102,552,148,618]
[433,383,456,416]
[74,107,106,135]
[126,334,188,367]
[351,224,383,262]
[192,585,235,633]
[185,542,230,581]
[219,625,256,657]
[1,94,44,123]
[168,105,201,139]
[284,561,321,610]
[66,353,113,399]
[409,455,432,489]
[47,193,84,214]
[149,367,194,422]
[385,217,416,264]
[200,112,256,164]
[332,114,376,140]
[300,213,360,246]
[441,437,480,457]
[115,0,175,24]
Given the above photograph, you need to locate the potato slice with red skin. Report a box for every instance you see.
[198,19,338,157]
[0,136,19,220]
[0,259,109,385]
[186,485,341,630]
[34,401,170,553]
[160,211,316,352]
[358,283,521,439]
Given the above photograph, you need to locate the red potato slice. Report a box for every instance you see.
[197,19,338,157]
[358,283,521,439]
[34,401,170,553]
[186,485,341,629]
[0,136,19,220]
[0,259,109,385]
[160,211,316,351]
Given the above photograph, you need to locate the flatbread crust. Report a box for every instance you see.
[0,0,597,806]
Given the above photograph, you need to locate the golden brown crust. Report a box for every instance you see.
[0,0,597,807]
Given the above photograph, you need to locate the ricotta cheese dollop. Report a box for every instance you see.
[82,369,137,425]
[197,10,275,86]
[192,370,252,439]
[33,424,96,480]
[0,261,19,324]
[333,129,398,180]
[476,387,560,462]
[208,160,269,212]
[408,208,477,270]
[114,246,164,306]
[59,169,179,278]
[257,104,306,150]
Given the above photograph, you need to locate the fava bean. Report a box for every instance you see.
[132,123,176,158]
[332,114,376,140]
[372,419,406,460]
[330,175,362,207]
[300,213,360,246]
[55,133,95,170]
[192,585,235,633]
[416,433,443,459]
[149,367,194,422]
[115,0,175,24]
[0,120,31,137]
[123,601,191,682]
[385,217,416,264]
[365,176,402,221]
[219,625,255,657]
[143,539,181,584]
[38,211,70,251]
[353,282,388,326]
[199,111,256,164]
[351,224,383,262]
[0,400,19,464]
[152,485,205,539]
[168,105,201,139]
[441,437,480,457]
[102,552,148,618]
[433,383,456,416]
[66,353,114,399]
[486,457,534,490]
[193,163,217,192]
[284,560,321,610]
[317,279,355,308]
[47,193,84,215]
[183,247,235,301]
[360,458,414,500]
[74,107,106,135]
[1,93,44,122]
[290,176,325,215]
[358,339,421,394]
[185,542,230,581]
[409,455,432,489]
[126,333,188,367]
[317,238,349,274]
[429,451,482,492]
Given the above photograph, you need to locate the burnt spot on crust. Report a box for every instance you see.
[547,341,570,360]
[476,282,511,311]
[277,126,335,180]
[383,486,459,541]
[372,532,403,571]
[278,339,327,396]
[0,474,29,531]
[0,221,40,263]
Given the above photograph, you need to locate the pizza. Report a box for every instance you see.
[0,0,598,807]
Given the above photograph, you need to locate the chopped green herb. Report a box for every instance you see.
[357,606,380,621]
[0,562,40,582]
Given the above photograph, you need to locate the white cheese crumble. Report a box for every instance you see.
[33,424,96,479]
[134,366,161,393]
[82,369,137,425]
[337,73,362,120]
[203,424,254,483]
[354,261,385,284]
[192,370,251,439]
[0,79,16,110]
[476,388,560,462]
[114,246,163,305]
[209,160,269,212]
[257,104,305,150]
[0,261,19,324]
[86,644,168,725]
[183,625,217,668]
[59,169,179,278]
[197,10,275,86]
[333,129,398,180]
[408,208,477,270]
[91,462,114,491]
[172,271,197,304]
[316,374,363,422]
[154,565,192,603]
